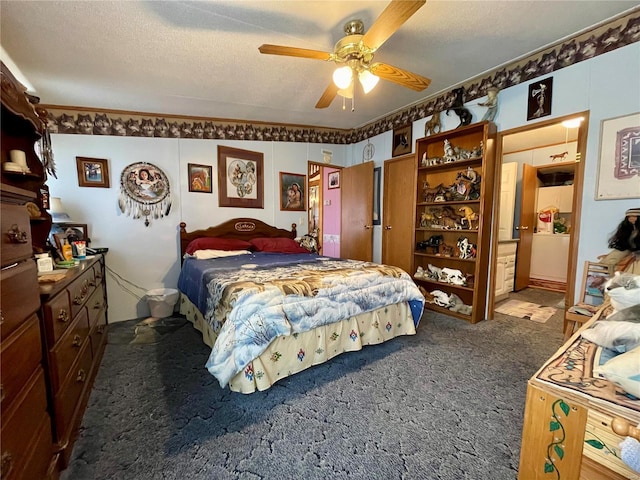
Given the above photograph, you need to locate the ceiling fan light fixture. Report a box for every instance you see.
[332,65,353,89]
[358,70,379,94]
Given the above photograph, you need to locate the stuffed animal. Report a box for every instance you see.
[605,272,640,314]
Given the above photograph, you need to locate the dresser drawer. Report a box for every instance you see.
[583,409,640,479]
[43,289,72,345]
[0,367,49,480]
[49,308,90,393]
[0,314,42,414]
[4,413,54,480]
[68,269,96,317]
[86,285,106,328]
[93,262,104,286]
[90,309,108,359]
[53,343,93,442]
[0,203,32,267]
[0,260,40,339]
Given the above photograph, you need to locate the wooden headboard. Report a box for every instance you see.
[179,218,297,259]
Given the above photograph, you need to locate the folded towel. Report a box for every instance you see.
[620,436,640,473]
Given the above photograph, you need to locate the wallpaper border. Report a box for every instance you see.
[42,10,639,145]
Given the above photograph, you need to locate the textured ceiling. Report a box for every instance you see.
[1,1,638,130]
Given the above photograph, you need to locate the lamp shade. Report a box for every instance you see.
[48,197,74,223]
[358,70,379,94]
[332,66,353,89]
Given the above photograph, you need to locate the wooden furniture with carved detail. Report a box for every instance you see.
[518,304,640,479]
[39,255,108,468]
[1,185,58,479]
[1,62,51,253]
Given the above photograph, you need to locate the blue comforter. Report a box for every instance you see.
[178,252,424,387]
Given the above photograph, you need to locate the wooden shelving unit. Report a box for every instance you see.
[413,121,497,323]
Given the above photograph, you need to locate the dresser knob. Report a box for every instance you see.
[76,369,87,383]
[1,451,13,478]
[74,295,84,305]
[57,309,69,323]
[72,335,82,347]
[0,309,3,325]
[0,384,4,403]
[93,301,102,310]
[97,325,105,334]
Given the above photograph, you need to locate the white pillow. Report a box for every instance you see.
[593,345,640,398]
[581,321,640,353]
[193,249,251,259]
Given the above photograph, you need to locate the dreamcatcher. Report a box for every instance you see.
[118,162,171,227]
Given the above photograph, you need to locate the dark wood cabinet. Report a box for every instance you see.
[40,256,108,468]
[1,185,58,480]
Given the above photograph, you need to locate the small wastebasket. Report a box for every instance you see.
[146,288,180,318]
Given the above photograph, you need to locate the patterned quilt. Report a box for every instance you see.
[178,252,424,387]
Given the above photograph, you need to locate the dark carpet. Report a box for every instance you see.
[61,289,565,480]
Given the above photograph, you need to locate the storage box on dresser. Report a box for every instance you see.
[1,184,57,480]
[40,255,108,467]
[413,121,497,324]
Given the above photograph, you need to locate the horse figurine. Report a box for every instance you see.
[458,206,479,229]
[446,87,473,129]
[424,112,442,136]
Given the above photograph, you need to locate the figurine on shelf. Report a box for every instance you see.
[441,267,466,286]
[430,290,451,308]
[424,111,442,137]
[447,293,473,315]
[478,86,500,122]
[457,236,477,259]
[446,87,473,129]
[443,139,456,162]
[459,206,479,229]
[420,210,435,227]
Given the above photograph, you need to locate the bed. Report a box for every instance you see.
[177,218,425,394]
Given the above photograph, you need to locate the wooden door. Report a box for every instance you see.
[382,154,415,273]
[498,162,517,241]
[514,163,537,291]
[341,162,374,261]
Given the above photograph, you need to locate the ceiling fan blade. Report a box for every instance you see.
[370,62,431,91]
[362,0,426,51]
[315,83,339,109]
[258,44,332,61]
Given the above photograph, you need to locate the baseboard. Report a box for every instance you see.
[528,277,566,292]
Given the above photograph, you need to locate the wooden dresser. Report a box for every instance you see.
[1,185,57,479]
[40,256,108,467]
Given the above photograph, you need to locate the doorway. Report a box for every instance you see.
[488,112,589,323]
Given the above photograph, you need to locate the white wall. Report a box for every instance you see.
[48,42,639,320]
[48,136,346,322]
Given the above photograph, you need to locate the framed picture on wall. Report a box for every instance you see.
[527,77,553,121]
[187,163,212,193]
[392,125,412,157]
[595,112,640,200]
[76,157,110,188]
[217,146,264,208]
[279,172,305,211]
[328,171,340,189]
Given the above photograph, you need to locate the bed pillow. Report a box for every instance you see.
[185,237,253,255]
[250,237,310,254]
[593,345,640,398]
[581,320,640,353]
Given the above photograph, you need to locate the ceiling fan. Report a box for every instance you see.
[258,0,431,110]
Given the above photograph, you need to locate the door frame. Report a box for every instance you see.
[487,111,589,320]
